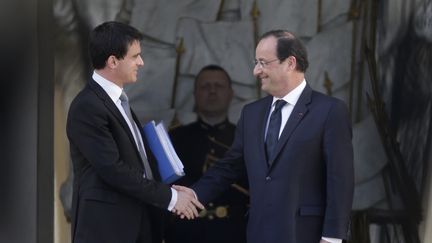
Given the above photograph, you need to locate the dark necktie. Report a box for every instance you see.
[119,91,153,179]
[265,99,287,164]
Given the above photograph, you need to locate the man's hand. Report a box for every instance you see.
[172,185,196,198]
[172,185,204,219]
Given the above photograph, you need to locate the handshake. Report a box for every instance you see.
[171,185,205,220]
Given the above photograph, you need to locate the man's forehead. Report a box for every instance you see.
[257,37,276,51]
[197,71,229,83]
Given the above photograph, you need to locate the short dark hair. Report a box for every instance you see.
[89,21,143,69]
[194,65,232,90]
[259,30,309,72]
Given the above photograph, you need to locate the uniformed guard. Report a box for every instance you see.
[164,65,249,243]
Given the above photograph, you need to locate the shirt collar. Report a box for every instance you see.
[272,79,306,107]
[92,71,123,103]
[198,117,230,130]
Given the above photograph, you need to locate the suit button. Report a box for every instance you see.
[265,176,271,181]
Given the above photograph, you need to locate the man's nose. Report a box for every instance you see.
[208,85,217,93]
[138,56,144,66]
[253,65,262,76]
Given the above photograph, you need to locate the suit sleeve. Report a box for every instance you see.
[67,99,172,209]
[322,99,354,239]
[192,109,247,203]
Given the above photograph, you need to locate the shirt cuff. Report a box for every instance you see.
[322,237,342,243]
[192,190,198,200]
[167,188,177,211]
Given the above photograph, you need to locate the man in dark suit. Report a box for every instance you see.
[174,30,354,243]
[67,21,203,243]
[165,65,249,243]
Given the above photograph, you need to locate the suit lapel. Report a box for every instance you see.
[259,96,274,166]
[268,85,312,165]
[88,80,137,148]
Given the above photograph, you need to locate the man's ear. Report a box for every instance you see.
[286,56,297,71]
[106,55,118,69]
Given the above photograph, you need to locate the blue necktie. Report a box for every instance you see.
[265,99,287,164]
[120,91,153,179]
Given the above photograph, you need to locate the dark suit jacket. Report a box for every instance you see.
[193,84,354,243]
[165,119,248,243]
[67,80,172,243]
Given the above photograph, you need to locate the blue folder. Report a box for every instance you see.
[142,121,184,184]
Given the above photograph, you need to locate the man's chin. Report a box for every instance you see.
[261,84,269,93]
[127,78,138,83]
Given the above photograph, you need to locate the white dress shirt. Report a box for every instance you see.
[92,71,177,211]
[265,79,341,243]
[265,80,306,139]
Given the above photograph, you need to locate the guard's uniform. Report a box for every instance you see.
[164,118,249,243]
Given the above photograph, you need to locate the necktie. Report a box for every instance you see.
[119,91,153,179]
[265,99,287,164]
